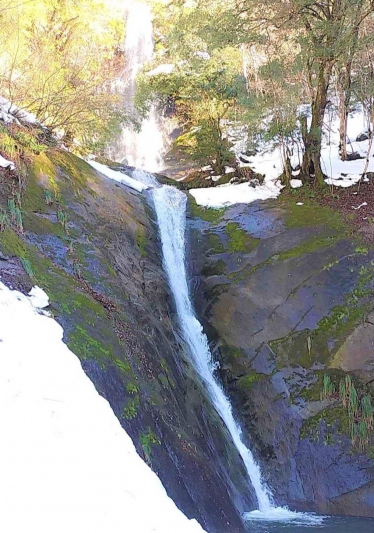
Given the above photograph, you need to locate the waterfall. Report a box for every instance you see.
[152,185,274,512]
[108,1,166,171]
[101,1,322,525]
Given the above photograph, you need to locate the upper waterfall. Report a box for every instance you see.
[108,1,167,171]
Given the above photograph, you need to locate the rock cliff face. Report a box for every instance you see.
[3,150,374,527]
[0,150,252,533]
[188,197,374,516]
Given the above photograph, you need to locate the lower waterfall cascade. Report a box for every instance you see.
[111,168,323,525]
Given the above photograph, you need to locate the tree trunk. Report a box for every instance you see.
[337,52,356,161]
[302,60,332,187]
[338,80,349,160]
[337,18,361,160]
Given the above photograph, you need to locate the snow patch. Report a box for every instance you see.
[0,96,38,125]
[0,154,15,170]
[290,179,303,189]
[87,160,151,192]
[0,281,205,533]
[190,180,281,208]
[28,286,49,309]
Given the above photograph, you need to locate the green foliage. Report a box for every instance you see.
[44,189,53,205]
[0,209,9,231]
[140,428,161,462]
[13,130,47,154]
[20,257,34,277]
[0,0,127,151]
[57,207,68,232]
[114,358,131,374]
[122,399,138,420]
[322,373,374,450]
[0,131,17,159]
[126,382,139,395]
[321,374,335,400]
[136,42,249,171]
[7,197,23,233]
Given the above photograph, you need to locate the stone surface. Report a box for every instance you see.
[188,196,374,517]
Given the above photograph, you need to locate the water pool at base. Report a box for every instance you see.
[245,516,374,532]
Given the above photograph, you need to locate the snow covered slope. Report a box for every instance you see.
[0,282,205,533]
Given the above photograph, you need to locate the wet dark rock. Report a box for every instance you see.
[346,152,363,161]
[188,196,374,517]
[356,133,369,142]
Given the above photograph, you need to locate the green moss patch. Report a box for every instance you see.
[225,222,260,253]
[237,370,267,390]
[282,198,346,231]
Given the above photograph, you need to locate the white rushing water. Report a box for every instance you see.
[152,185,272,512]
[108,1,166,171]
[149,183,324,525]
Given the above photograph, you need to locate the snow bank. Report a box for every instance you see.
[87,160,151,192]
[0,282,205,533]
[190,180,281,208]
[191,107,374,208]
[290,179,303,189]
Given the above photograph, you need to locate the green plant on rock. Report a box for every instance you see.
[321,374,335,400]
[362,395,373,430]
[0,209,9,231]
[20,257,34,278]
[348,385,359,420]
[44,189,53,205]
[339,379,347,407]
[322,374,374,450]
[126,382,138,395]
[0,131,17,159]
[114,358,131,373]
[122,399,138,420]
[12,130,47,155]
[57,207,68,233]
[140,428,161,462]
[8,198,23,233]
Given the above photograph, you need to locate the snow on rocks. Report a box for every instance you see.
[28,286,49,309]
[290,179,303,189]
[0,96,38,125]
[190,180,281,208]
[0,154,15,170]
[87,160,151,193]
[0,281,206,533]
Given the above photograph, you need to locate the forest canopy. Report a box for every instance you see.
[141,0,374,183]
